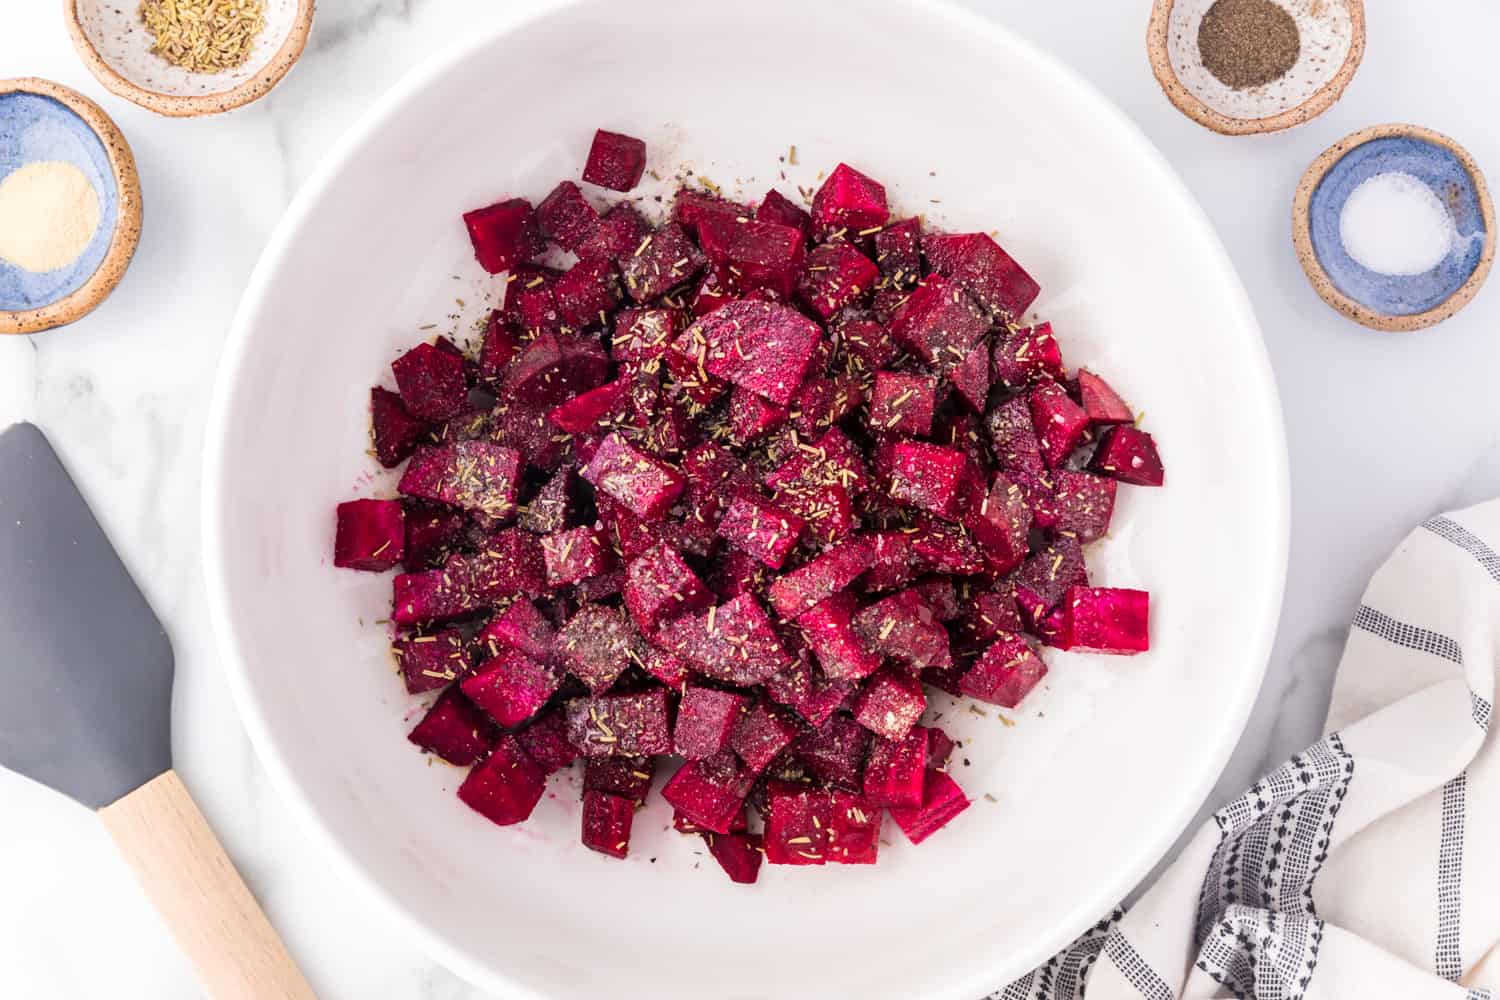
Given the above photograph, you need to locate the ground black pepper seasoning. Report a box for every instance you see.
[1197,0,1301,89]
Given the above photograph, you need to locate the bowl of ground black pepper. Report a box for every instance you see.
[66,0,315,117]
[1147,0,1365,136]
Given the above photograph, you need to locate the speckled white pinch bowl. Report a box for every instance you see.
[66,0,314,117]
[204,1,1289,996]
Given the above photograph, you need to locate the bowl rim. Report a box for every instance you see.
[202,2,1290,995]
[0,77,143,336]
[1146,0,1366,136]
[64,0,315,118]
[1291,123,1497,332]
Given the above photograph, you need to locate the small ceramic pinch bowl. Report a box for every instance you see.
[0,78,141,336]
[1148,0,1365,135]
[1293,124,1495,332]
[66,0,314,117]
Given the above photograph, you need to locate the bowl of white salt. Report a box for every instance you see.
[1293,124,1495,333]
[0,78,142,336]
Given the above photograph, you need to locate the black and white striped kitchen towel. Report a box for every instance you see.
[1000,503,1500,999]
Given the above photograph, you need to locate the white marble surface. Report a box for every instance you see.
[2,1,1499,996]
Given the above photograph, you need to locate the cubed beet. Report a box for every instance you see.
[960,634,1047,708]
[889,769,971,845]
[850,667,926,741]
[458,735,546,825]
[463,198,543,274]
[675,685,749,760]
[370,387,430,468]
[542,525,616,587]
[811,163,889,238]
[334,499,405,571]
[716,492,807,569]
[1063,586,1149,653]
[1090,425,1164,487]
[581,129,647,192]
[558,603,643,692]
[408,687,494,765]
[566,688,674,757]
[461,649,563,728]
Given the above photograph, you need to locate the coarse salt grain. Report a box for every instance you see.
[1339,172,1456,277]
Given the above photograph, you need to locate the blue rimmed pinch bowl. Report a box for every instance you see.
[1293,124,1494,332]
[0,78,141,336]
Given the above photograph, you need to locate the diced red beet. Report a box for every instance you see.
[552,257,622,330]
[1029,381,1090,468]
[672,188,752,234]
[662,751,752,834]
[763,426,869,495]
[959,586,1026,646]
[473,599,560,665]
[858,530,918,592]
[542,525,615,587]
[705,831,764,883]
[398,441,520,519]
[798,591,884,681]
[408,687,494,765]
[1091,425,1164,486]
[774,482,853,545]
[850,667,926,741]
[787,373,864,437]
[811,163,889,238]
[641,647,692,689]
[992,321,1064,389]
[558,603,643,692]
[485,399,569,472]
[1044,471,1117,543]
[505,332,610,408]
[795,714,870,788]
[912,576,961,621]
[887,442,977,520]
[965,472,1033,574]
[716,492,807,569]
[796,241,879,319]
[1064,586,1149,653]
[461,649,563,727]
[888,275,990,369]
[581,790,635,859]
[826,790,882,864]
[463,198,543,274]
[391,342,469,422]
[659,592,791,686]
[675,686,749,760]
[961,634,1047,707]
[873,217,922,284]
[1077,369,1134,424]
[690,263,742,316]
[947,337,992,412]
[576,203,651,263]
[836,317,901,374]
[763,653,853,728]
[663,346,731,408]
[889,769,970,845]
[458,735,546,825]
[566,688,674,757]
[922,231,1039,321]
[583,432,686,521]
[623,542,712,635]
[706,547,769,603]
[869,371,938,436]
[516,470,574,537]
[394,628,468,693]
[334,499,405,571]
[727,387,790,445]
[985,394,1046,476]
[698,215,807,296]
[620,223,707,302]
[392,538,546,625]
[574,568,626,603]
[853,589,951,672]
[585,755,656,802]
[671,300,823,406]
[581,129,647,192]
[370,387,430,468]
[862,727,927,808]
[501,265,563,336]
[763,783,833,865]
[536,180,600,251]
[1015,534,1088,609]
[510,715,575,779]
[726,700,801,773]
[478,312,523,380]
[756,188,812,239]
[768,533,879,619]
[611,307,685,366]
[923,725,956,769]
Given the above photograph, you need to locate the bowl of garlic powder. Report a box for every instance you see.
[66,0,315,117]
[0,78,141,336]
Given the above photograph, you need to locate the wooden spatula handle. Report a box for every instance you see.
[98,770,316,1000]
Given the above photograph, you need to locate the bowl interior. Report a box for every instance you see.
[75,0,301,99]
[206,2,1286,997]
[1159,0,1358,123]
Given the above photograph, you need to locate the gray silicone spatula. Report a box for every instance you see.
[0,422,314,1000]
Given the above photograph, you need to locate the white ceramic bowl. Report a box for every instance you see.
[204,1,1288,996]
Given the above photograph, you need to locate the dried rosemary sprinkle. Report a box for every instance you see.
[141,0,267,74]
